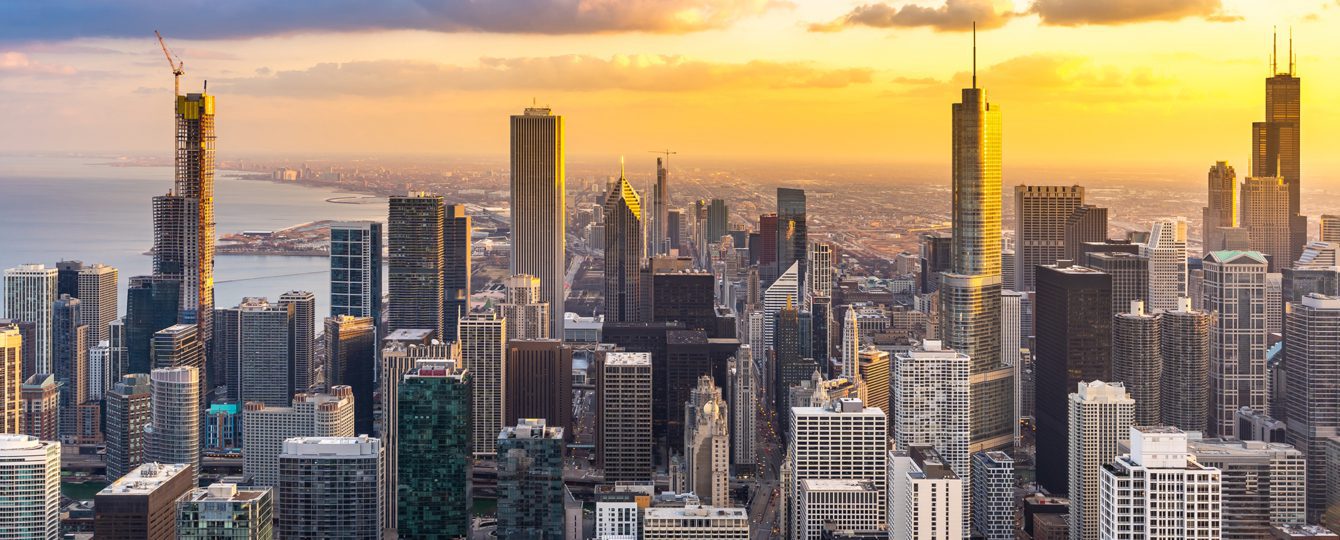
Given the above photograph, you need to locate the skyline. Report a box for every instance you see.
[3,1,1340,182]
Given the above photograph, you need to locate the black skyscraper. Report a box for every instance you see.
[125,276,181,375]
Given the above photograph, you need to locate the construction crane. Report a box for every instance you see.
[154,30,184,96]
[648,149,677,164]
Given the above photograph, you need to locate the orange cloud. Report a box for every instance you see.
[0,52,77,76]
[1029,0,1239,26]
[809,0,1014,32]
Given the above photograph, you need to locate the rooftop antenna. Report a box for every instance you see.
[1271,26,1277,75]
[972,21,977,89]
[619,155,625,179]
[1289,26,1295,76]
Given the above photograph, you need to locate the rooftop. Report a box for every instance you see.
[604,351,651,366]
[643,505,748,520]
[100,463,191,495]
[800,479,878,492]
[182,483,269,503]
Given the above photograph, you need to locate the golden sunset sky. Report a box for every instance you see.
[2,0,1338,180]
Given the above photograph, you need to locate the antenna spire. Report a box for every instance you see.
[1289,26,1295,76]
[1271,26,1277,75]
[972,21,977,89]
[619,155,625,179]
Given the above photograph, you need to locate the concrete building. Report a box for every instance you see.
[1203,161,1240,256]
[510,107,567,338]
[387,193,445,337]
[325,314,376,435]
[0,435,60,540]
[175,483,274,540]
[146,366,200,481]
[242,386,355,487]
[1111,301,1162,425]
[214,298,292,405]
[500,274,550,340]
[797,479,882,540]
[278,290,316,392]
[1068,381,1134,540]
[459,311,506,456]
[971,451,1015,540]
[1084,251,1148,318]
[1099,427,1222,539]
[397,359,471,538]
[728,347,758,472]
[683,375,730,506]
[497,418,567,539]
[20,373,57,441]
[443,204,472,342]
[95,462,194,540]
[892,340,970,519]
[329,221,383,330]
[1205,250,1269,437]
[4,264,57,373]
[105,373,152,481]
[76,263,119,343]
[594,484,654,540]
[378,330,457,527]
[788,398,887,539]
[51,294,88,437]
[856,348,890,431]
[642,505,749,539]
[504,339,573,438]
[0,325,20,434]
[1284,294,1340,520]
[277,436,382,540]
[1063,205,1108,265]
[1241,176,1293,271]
[1322,215,1340,244]
[598,352,654,483]
[1014,184,1085,292]
[1160,298,1211,434]
[1188,437,1305,538]
[888,446,964,540]
[1144,218,1189,312]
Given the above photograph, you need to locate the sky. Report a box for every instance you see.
[2,0,1339,181]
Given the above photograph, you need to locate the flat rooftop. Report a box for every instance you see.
[604,352,651,366]
[100,463,191,495]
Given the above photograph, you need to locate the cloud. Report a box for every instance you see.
[0,0,788,41]
[0,52,77,76]
[212,55,873,97]
[896,53,1176,103]
[1029,0,1239,26]
[809,0,1015,32]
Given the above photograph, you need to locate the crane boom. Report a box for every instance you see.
[647,149,678,165]
[154,30,184,96]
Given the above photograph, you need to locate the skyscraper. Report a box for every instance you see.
[214,298,290,406]
[124,275,180,376]
[76,264,118,343]
[325,314,376,435]
[706,198,729,245]
[805,240,833,298]
[651,157,670,256]
[1188,437,1305,538]
[762,261,799,357]
[55,260,81,298]
[330,221,383,330]
[1068,381,1134,540]
[510,107,566,338]
[1098,427,1222,539]
[444,204,472,342]
[0,435,59,540]
[971,450,1016,540]
[776,188,807,288]
[242,387,355,488]
[52,295,88,437]
[1144,217,1189,312]
[1111,301,1161,425]
[604,172,644,324]
[504,340,573,438]
[20,374,57,441]
[728,347,758,473]
[1062,205,1107,265]
[889,446,965,540]
[893,340,971,529]
[279,291,315,392]
[500,274,550,340]
[1321,215,1340,243]
[597,352,653,482]
[459,311,505,456]
[105,373,152,481]
[1241,176,1292,271]
[774,297,813,429]
[497,418,568,538]
[1084,251,1149,318]
[788,398,887,539]
[378,330,455,526]
[1284,293,1340,520]
[146,366,200,481]
[0,325,19,434]
[397,359,471,538]
[387,193,445,337]
[1159,298,1211,434]
[684,375,730,507]
[176,483,274,540]
[1251,35,1302,261]
[3,264,57,373]
[1204,161,1239,254]
[95,462,194,540]
[1204,250,1268,437]
[278,436,382,540]
[1014,185,1085,292]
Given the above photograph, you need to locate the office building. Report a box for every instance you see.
[497,418,567,539]
[857,347,890,427]
[1322,215,1340,243]
[1204,161,1240,255]
[762,261,799,354]
[888,446,964,540]
[146,366,201,481]
[330,221,383,329]
[387,193,445,337]
[0,435,59,540]
[1098,427,1222,539]
[1068,381,1134,540]
[604,173,644,324]
[807,240,833,298]
[1267,272,1284,335]
[277,436,382,540]
[510,107,567,338]
[705,198,728,245]
[0,325,18,434]
[124,275,181,376]
[1242,176,1293,270]
[1160,298,1211,434]
[599,352,653,482]
[105,373,152,481]
[1063,205,1108,265]
[777,188,808,288]
[55,260,81,298]
[651,157,670,256]
[729,347,758,472]
[1112,301,1161,425]
[797,479,882,540]
[789,398,887,538]
[1001,289,1024,438]
[94,462,194,540]
[841,308,859,379]
[325,315,376,435]
[1205,250,1269,437]
[214,298,291,406]
[1084,251,1148,317]
[972,451,1015,540]
[459,311,505,456]
[1251,41,1303,262]
[505,340,573,438]
[593,484,653,539]
[1284,294,1340,520]
[278,291,315,392]
[378,330,455,526]
[242,387,355,488]
[176,483,274,540]
[1144,217,1189,312]
[75,263,118,343]
[3,264,57,373]
[20,373,57,441]
[684,375,730,506]
[1188,437,1305,538]
[443,204,472,341]
[642,505,750,539]
[51,294,88,437]
[397,359,471,538]
[893,340,970,508]
[500,274,550,340]
[1014,184,1085,292]
[1035,264,1112,494]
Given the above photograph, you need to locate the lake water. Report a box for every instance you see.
[0,155,387,320]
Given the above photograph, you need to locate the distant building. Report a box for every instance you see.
[1205,250,1268,437]
[387,193,445,337]
[20,373,58,441]
[76,263,119,343]
[1014,185,1085,292]
[604,173,644,324]
[728,347,758,472]
[278,291,316,392]
[510,106,567,339]
[1159,298,1211,434]
[4,264,57,373]
[500,274,550,340]
[105,374,152,481]
[459,311,506,456]
[683,375,730,507]
[1143,217,1189,312]
[146,366,201,482]
[504,340,573,439]
[1111,301,1161,425]
[277,436,382,540]
[0,325,22,434]
[95,462,194,540]
[0,434,60,540]
[325,314,376,435]
[214,298,291,406]
[175,483,274,540]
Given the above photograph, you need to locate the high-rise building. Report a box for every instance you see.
[277,436,382,540]
[510,107,566,339]
[325,315,376,435]
[1063,205,1108,264]
[0,434,59,540]
[1284,293,1340,520]
[95,462,194,540]
[806,240,833,298]
[20,373,57,441]
[598,352,653,482]
[175,483,274,540]
[504,340,573,438]
[124,275,181,376]
[667,209,683,252]
[3,264,57,373]
[1068,381,1134,540]
[1084,251,1148,318]
[1144,217,1189,312]
[1188,437,1305,538]
[397,359,471,538]
[497,418,567,538]
[1241,176,1293,271]
[242,386,355,487]
[0,325,18,434]
[857,347,890,428]
[146,366,200,481]
[278,291,315,392]
[649,271,717,332]
[919,232,954,294]
[1035,264,1112,495]
[893,340,970,527]
[762,261,799,355]
[330,221,383,330]
[707,198,729,245]
[1205,250,1269,437]
[105,373,152,481]
[1322,215,1340,243]
[728,347,758,472]
[683,375,730,506]
[777,188,808,288]
[1014,185,1085,291]
[972,450,1016,540]
[387,193,445,337]
[378,330,455,526]
[500,274,550,340]
[459,311,505,456]
[1160,298,1211,434]
[841,308,859,379]
[809,296,832,370]
[1112,300,1162,425]
[214,298,291,406]
[51,295,88,437]
[789,398,887,539]
[651,157,670,256]
[444,204,472,342]
[1251,38,1302,262]
[1101,429,1224,540]
[55,260,81,298]
[797,479,882,540]
[1204,161,1239,255]
[75,263,118,343]
[1266,272,1284,335]
[1001,289,1024,438]
[604,173,644,324]
[888,446,964,540]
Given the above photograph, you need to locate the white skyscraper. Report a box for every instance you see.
[510,107,566,338]
[1001,290,1024,442]
[76,263,118,343]
[1068,381,1134,540]
[1099,427,1222,539]
[806,240,833,298]
[893,339,971,529]
[242,386,356,487]
[788,398,886,540]
[763,262,800,355]
[146,366,201,482]
[971,450,1015,540]
[499,274,550,340]
[1204,250,1268,437]
[797,479,882,540]
[3,264,58,373]
[1143,218,1189,313]
[0,435,60,540]
[888,446,964,540]
[841,308,859,379]
[459,311,506,456]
